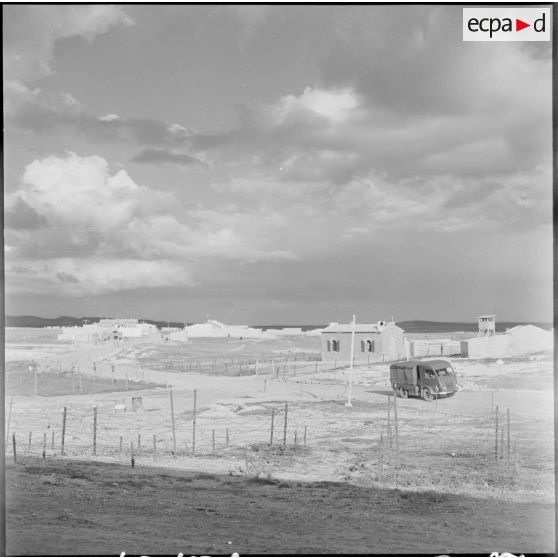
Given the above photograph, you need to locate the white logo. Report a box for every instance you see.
[463,8,551,41]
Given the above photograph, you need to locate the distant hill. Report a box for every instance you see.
[5,316,186,329]
[396,320,553,333]
[5,316,552,333]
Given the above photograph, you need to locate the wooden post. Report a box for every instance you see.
[138,433,142,456]
[507,408,511,460]
[28,431,32,452]
[315,360,318,374]
[212,430,215,451]
[61,406,67,456]
[271,359,275,377]
[6,396,14,447]
[387,396,391,440]
[264,379,267,393]
[119,436,123,455]
[93,406,98,456]
[130,441,135,468]
[12,433,17,463]
[112,365,115,383]
[304,426,307,447]
[42,432,46,459]
[500,417,504,459]
[170,390,177,456]
[378,434,383,481]
[239,363,242,376]
[153,434,157,462]
[125,370,129,390]
[192,389,197,456]
[283,403,288,449]
[51,430,55,449]
[270,409,275,446]
[392,388,399,450]
[294,429,298,447]
[226,428,229,448]
[494,405,499,461]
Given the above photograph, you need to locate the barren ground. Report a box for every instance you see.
[4,327,555,555]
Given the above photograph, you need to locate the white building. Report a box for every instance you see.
[186,319,263,338]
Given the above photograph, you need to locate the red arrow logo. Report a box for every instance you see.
[516,18,530,31]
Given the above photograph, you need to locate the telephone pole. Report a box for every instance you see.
[346,314,356,407]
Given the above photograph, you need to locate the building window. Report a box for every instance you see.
[366,340,375,352]
[331,339,340,352]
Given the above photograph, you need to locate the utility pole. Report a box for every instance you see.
[346,315,356,408]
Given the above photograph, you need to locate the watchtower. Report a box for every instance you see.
[477,314,496,337]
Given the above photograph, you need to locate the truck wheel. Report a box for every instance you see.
[422,388,432,401]
[399,388,408,399]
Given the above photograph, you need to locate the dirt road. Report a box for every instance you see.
[6,458,555,556]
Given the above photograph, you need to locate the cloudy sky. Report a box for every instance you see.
[4,5,552,324]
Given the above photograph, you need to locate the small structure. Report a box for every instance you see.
[461,323,552,358]
[409,338,462,358]
[477,314,496,337]
[321,320,405,363]
[186,319,263,339]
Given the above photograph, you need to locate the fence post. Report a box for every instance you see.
[138,433,142,456]
[28,432,32,452]
[61,406,67,456]
[494,405,499,461]
[294,429,298,447]
[378,434,383,481]
[192,389,197,456]
[392,389,399,450]
[270,409,275,446]
[500,420,504,459]
[507,408,511,460]
[130,441,135,468]
[304,426,307,447]
[51,430,55,449]
[93,406,98,456]
[283,403,288,449]
[387,395,391,443]
[6,396,14,447]
[12,433,17,463]
[43,432,46,459]
[170,389,177,456]
[119,436,123,455]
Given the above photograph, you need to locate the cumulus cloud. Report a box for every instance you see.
[5,152,298,296]
[4,5,133,85]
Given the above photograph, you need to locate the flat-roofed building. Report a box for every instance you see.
[321,320,405,363]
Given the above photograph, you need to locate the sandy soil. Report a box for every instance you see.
[4,329,555,554]
[6,458,555,556]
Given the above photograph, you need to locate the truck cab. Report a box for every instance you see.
[390,359,458,400]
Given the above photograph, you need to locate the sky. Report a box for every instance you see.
[3,5,553,324]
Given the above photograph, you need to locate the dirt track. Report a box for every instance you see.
[6,458,555,556]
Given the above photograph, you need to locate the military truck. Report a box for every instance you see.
[390,359,458,400]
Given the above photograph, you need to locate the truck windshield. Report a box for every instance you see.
[436,368,454,376]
